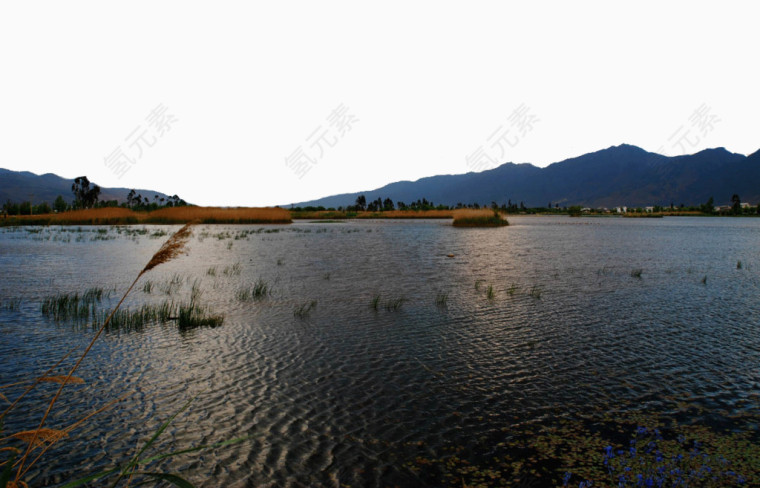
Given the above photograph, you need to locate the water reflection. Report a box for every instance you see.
[1,217,759,486]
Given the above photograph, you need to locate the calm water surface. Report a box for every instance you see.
[1,216,759,486]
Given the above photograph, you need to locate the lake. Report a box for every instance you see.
[1,216,759,487]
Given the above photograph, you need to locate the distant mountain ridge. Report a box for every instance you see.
[0,169,171,205]
[291,144,760,209]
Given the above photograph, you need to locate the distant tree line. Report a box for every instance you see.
[288,194,760,216]
[2,175,187,215]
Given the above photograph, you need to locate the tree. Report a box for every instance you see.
[731,194,741,215]
[71,176,101,209]
[355,195,366,211]
[700,197,714,215]
[54,195,67,213]
[126,189,136,208]
[383,198,394,211]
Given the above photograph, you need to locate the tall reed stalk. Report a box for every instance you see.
[8,223,195,485]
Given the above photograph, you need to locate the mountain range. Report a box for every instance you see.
[3,144,759,209]
[291,144,760,209]
[0,169,170,205]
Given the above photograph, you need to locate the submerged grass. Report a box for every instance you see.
[435,292,448,308]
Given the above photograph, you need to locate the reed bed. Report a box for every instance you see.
[144,206,291,224]
[452,209,509,227]
[1,206,292,226]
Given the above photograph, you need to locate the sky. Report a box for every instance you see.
[1,1,758,207]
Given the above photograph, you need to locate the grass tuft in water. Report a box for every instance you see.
[159,274,183,294]
[486,285,495,300]
[177,300,224,329]
[223,262,242,276]
[737,260,742,269]
[294,300,317,318]
[507,284,519,296]
[435,292,448,308]
[370,295,381,311]
[384,297,405,311]
[2,298,21,311]
[529,285,542,299]
[141,280,154,294]
[630,268,643,278]
[206,266,217,276]
[41,288,109,322]
[236,279,270,301]
[701,275,707,285]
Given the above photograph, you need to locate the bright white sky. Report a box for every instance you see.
[1,1,757,206]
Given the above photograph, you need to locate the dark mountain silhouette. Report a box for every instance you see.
[0,169,171,205]
[291,144,760,208]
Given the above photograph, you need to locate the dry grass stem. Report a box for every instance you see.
[37,376,85,385]
[13,223,196,483]
[141,223,193,274]
[10,429,67,448]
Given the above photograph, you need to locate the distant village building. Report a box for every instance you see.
[615,206,627,213]
[645,206,654,213]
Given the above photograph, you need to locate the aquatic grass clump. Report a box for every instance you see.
[630,268,643,278]
[384,297,405,311]
[177,300,224,329]
[159,273,183,295]
[236,279,270,301]
[368,294,405,312]
[103,301,175,331]
[736,260,742,269]
[206,266,217,276]
[41,288,109,322]
[141,280,154,294]
[435,292,448,308]
[2,298,21,311]
[529,285,542,299]
[507,284,519,296]
[486,285,495,300]
[223,262,242,276]
[294,300,317,318]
